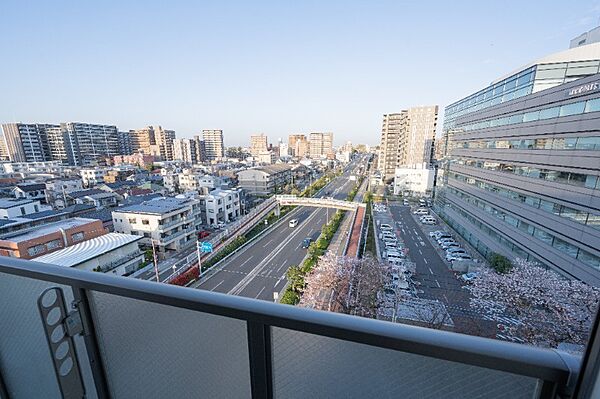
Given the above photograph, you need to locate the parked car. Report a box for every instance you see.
[302,238,312,248]
[197,230,210,239]
[382,232,396,239]
[413,208,429,215]
[461,272,478,283]
[429,230,447,239]
[446,250,468,261]
[217,222,226,229]
[403,200,409,206]
[380,223,393,231]
[446,247,467,255]
[437,235,454,244]
[441,241,460,250]
[289,219,299,228]
[449,253,473,262]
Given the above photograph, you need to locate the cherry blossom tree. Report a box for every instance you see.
[300,253,386,317]
[468,258,600,348]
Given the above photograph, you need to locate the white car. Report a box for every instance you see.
[288,219,299,228]
[380,223,393,231]
[413,208,429,215]
[216,222,226,229]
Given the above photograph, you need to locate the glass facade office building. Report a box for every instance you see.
[435,43,600,286]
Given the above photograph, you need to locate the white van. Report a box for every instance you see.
[289,219,299,228]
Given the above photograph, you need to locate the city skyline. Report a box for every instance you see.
[1,1,599,146]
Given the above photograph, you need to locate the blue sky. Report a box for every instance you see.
[1,1,599,146]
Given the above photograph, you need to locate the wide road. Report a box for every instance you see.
[194,157,365,301]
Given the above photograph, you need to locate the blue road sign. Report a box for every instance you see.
[200,242,213,253]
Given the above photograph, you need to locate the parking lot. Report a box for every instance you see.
[372,200,502,336]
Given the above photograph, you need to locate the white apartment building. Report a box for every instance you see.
[202,130,224,160]
[172,138,197,164]
[257,150,276,164]
[237,164,292,195]
[393,164,435,196]
[80,168,109,187]
[250,134,268,157]
[112,196,202,258]
[309,132,333,158]
[198,188,241,226]
[279,143,289,157]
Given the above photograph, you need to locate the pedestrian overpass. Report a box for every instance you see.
[275,195,365,211]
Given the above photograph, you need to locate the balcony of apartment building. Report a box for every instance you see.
[159,216,185,231]
[1,255,598,398]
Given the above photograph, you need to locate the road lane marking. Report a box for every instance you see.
[429,267,433,275]
[263,238,275,248]
[436,280,441,288]
[418,249,423,255]
[255,286,266,299]
[228,207,322,295]
[424,258,428,264]
[211,280,225,291]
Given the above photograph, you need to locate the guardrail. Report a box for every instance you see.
[163,198,279,282]
[0,256,582,398]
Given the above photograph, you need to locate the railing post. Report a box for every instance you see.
[72,288,111,399]
[246,321,273,399]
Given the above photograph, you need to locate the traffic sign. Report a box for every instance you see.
[199,241,213,253]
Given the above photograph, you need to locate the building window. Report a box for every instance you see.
[142,219,150,225]
[71,232,84,241]
[46,239,61,250]
[27,245,45,257]
[128,218,136,224]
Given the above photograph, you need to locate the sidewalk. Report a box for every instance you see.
[327,210,355,256]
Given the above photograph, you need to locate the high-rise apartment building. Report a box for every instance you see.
[172,138,197,164]
[378,113,406,181]
[288,134,308,157]
[193,135,206,163]
[202,130,224,160]
[63,123,120,165]
[435,42,600,286]
[250,134,268,157]
[129,126,156,155]
[118,131,133,156]
[0,122,121,165]
[309,132,333,159]
[378,106,438,181]
[0,123,52,162]
[155,126,175,161]
[129,126,175,161]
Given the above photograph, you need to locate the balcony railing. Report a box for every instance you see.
[0,256,589,398]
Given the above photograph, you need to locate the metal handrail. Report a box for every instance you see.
[0,255,579,390]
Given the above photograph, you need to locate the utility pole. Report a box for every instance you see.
[196,240,202,276]
[151,239,159,282]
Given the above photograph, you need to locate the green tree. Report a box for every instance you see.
[489,253,513,274]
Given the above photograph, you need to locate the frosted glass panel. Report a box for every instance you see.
[272,327,539,399]
[89,291,251,399]
[0,272,97,399]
